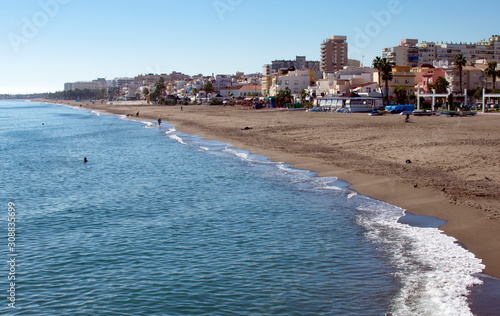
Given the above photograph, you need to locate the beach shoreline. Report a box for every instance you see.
[39,99,500,280]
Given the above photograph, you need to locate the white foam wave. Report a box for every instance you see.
[199,146,209,151]
[143,121,156,128]
[351,197,484,315]
[347,192,358,199]
[167,134,187,145]
[224,148,249,160]
[90,111,101,117]
[164,127,176,134]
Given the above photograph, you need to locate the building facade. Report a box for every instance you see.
[269,56,320,73]
[320,35,348,74]
[383,35,500,67]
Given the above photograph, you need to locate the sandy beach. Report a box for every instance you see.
[43,100,500,279]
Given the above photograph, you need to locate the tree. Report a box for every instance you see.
[379,58,393,105]
[393,85,408,105]
[276,87,292,107]
[484,61,500,91]
[191,88,198,103]
[372,56,384,100]
[373,56,394,105]
[142,87,149,97]
[430,76,450,94]
[300,89,308,104]
[150,77,166,102]
[203,82,214,94]
[453,53,467,93]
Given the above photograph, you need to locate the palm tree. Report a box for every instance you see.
[453,53,467,93]
[373,57,392,105]
[484,61,500,91]
[380,59,393,106]
[372,56,383,99]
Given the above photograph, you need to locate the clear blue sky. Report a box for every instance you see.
[1,0,498,94]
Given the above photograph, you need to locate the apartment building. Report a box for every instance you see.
[382,35,500,67]
[64,78,107,91]
[268,56,320,73]
[320,35,348,74]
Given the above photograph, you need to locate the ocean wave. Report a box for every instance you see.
[142,121,156,128]
[223,148,249,160]
[350,196,484,315]
[152,121,486,315]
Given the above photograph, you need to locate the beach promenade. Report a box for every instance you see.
[47,100,500,278]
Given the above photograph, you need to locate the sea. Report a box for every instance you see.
[0,100,498,315]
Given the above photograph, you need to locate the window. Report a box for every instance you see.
[405,79,409,84]
[294,80,298,85]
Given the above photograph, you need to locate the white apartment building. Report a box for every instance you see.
[275,70,313,96]
[383,35,500,67]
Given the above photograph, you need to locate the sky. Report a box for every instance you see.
[1,0,499,94]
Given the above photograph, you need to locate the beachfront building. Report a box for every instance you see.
[306,78,330,98]
[275,70,314,96]
[383,35,500,67]
[219,85,262,98]
[375,66,415,101]
[329,77,365,95]
[324,66,378,95]
[443,66,485,93]
[64,78,107,91]
[350,82,381,97]
[412,65,446,94]
[320,35,348,74]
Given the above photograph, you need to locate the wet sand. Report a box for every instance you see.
[42,100,500,280]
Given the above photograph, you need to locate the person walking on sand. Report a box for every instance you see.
[158,118,162,126]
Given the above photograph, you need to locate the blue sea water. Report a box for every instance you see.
[0,101,487,315]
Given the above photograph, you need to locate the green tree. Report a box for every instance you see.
[380,59,393,106]
[277,87,292,107]
[430,76,450,94]
[453,53,467,93]
[300,89,308,104]
[203,82,214,94]
[150,77,166,102]
[372,56,383,98]
[484,61,500,91]
[142,87,149,97]
[393,85,408,105]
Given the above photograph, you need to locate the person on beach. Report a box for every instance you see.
[158,118,162,126]
[405,113,410,123]
[136,111,140,117]
[181,105,183,111]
